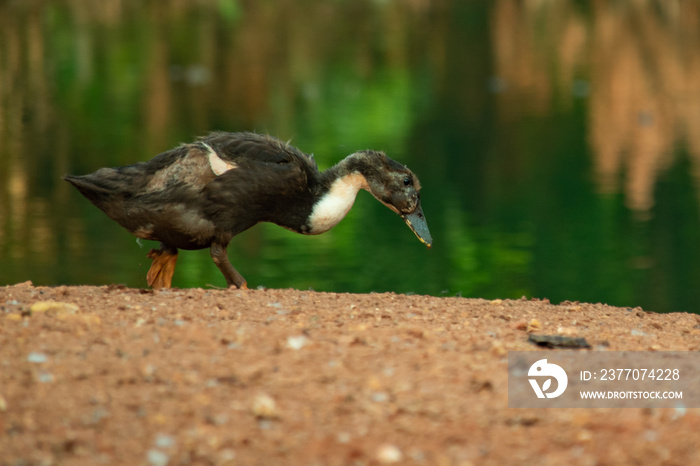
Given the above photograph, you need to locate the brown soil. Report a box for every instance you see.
[2,282,700,465]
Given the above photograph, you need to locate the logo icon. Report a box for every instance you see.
[528,359,568,398]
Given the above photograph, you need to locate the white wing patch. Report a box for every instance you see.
[204,142,237,176]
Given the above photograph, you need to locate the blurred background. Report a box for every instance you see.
[1,0,699,313]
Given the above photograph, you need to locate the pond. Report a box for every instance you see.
[2,0,700,314]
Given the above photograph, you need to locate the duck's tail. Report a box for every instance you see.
[64,173,110,208]
[63,167,136,214]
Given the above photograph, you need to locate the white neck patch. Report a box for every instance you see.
[307,173,369,234]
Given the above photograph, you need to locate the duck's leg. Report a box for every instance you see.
[146,244,179,289]
[210,242,248,289]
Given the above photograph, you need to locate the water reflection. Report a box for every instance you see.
[1,0,699,314]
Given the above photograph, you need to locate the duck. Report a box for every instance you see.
[64,132,432,289]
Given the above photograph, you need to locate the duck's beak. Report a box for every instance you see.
[401,203,433,248]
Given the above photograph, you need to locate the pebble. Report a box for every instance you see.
[376,444,403,464]
[672,405,687,420]
[219,449,236,462]
[491,341,507,356]
[286,335,307,350]
[147,449,169,466]
[155,434,176,448]
[527,318,542,333]
[252,394,279,419]
[29,301,79,315]
[27,352,48,363]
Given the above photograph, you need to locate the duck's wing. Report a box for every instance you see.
[199,133,319,234]
[201,132,317,168]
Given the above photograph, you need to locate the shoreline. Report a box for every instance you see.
[2,283,699,464]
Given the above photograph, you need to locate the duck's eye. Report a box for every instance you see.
[403,177,412,186]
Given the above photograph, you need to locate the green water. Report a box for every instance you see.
[2,1,700,313]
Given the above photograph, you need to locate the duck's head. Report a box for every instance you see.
[353,151,433,248]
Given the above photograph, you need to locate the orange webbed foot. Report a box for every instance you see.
[146,246,178,289]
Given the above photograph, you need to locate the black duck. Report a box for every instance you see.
[64,132,432,289]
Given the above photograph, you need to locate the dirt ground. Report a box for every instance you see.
[1,282,699,466]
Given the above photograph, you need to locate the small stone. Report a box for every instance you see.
[252,394,279,419]
[147,449,169,466]
[672,405,687,420]
[142,364,156,378]
[528,334,591,349]
[219,449,236,462]
[527,319,542,333]
[155,434,176,448]
[30,301,79,315]
[491,341,507,356]
[27,352,48,363]
[489,299,503,306]
[5,313,22,322]
[376,444,403,464]
[0,393,7,411]
[286,335,307,350]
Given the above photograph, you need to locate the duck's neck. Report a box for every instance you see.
[271,152,381,235]
[299,152,383,235]
[306,169,369,235]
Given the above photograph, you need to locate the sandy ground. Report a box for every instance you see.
[1,282,700,465]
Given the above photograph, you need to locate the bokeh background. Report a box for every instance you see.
[1,0,700,313]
